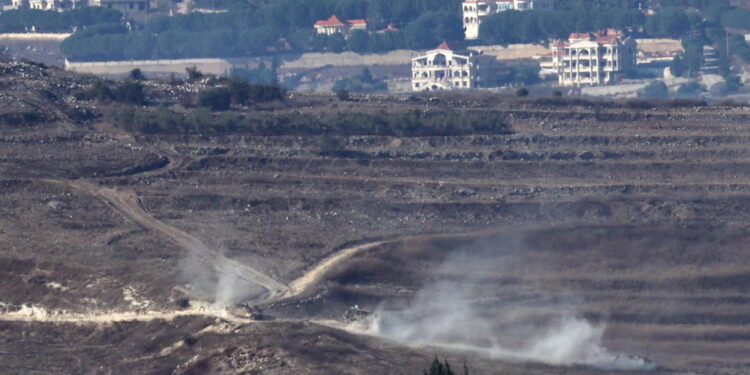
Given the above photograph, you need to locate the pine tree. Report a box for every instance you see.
[423,357,463,375]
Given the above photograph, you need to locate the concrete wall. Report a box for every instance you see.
[0,33,70,41]
[65,58,238,76]
[468,44,550,60]
[64,50,422,77]
[277,50,420,69]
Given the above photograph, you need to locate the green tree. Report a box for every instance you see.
[645,6,690,38]
[422,357,468,375]
[681,36,704,77]
[669,56,687,77]
[404,11,462,49]
[347,30,370,53]
[511,64,541,85]
[725,74,742,92]
[326,32,347,53]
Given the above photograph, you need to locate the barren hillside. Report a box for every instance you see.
[1,60,750,374]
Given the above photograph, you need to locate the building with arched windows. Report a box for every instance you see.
[550,29,637,87]
[462,0,554,40]
[411,42,496,92]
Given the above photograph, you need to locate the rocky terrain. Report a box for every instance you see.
[1,59,750,374]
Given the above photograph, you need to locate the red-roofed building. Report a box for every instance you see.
[314,14,368,36]
[549,29,637,86]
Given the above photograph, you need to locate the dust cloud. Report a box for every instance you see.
[179,245,265,307]
[360,243,656,371]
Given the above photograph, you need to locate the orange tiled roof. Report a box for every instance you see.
[315,15,345,27]
[435,41,451,50]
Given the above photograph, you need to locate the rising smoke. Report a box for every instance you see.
[179,244,265,307]
[358,241,655,371]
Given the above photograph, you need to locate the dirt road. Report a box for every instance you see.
[43,178,290,301]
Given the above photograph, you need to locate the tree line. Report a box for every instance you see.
[48,0,750,68]
[0,7,121,33]
[59,0,666,62]
[479,7,646,45]
[662,0,750,94]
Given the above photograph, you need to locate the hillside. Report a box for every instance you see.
[1,60,750,374]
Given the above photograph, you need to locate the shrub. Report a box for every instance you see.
[228,77,251,105]
[113,80,145,105]
[675,81,703,97]
[248,83,285,102]
[84,79,114,102]
[552,89,562,97]
[182,336,198,347]
[638,80,668,99]
[185,66,203,81]
[516,87,529,97]
[335,87,350,101]
[422,357,468,375]
[197,87,231,111]
[176,297,190,308]
[129,68,145,81]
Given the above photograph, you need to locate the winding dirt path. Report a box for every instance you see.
[43,178,290,299]
[282,241,387,299]
[0,149,403,324]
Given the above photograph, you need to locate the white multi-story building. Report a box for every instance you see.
[462,0,553,40]
[411,42,482,91]
[550,29,637,87]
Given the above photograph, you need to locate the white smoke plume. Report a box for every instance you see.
[179,244,264,307]
[359,244,656,371]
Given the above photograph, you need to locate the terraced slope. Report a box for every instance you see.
[2,65,750,374]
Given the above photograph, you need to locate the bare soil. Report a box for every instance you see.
[1,60,750,374]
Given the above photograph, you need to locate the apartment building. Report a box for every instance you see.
[550,29,637,86]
